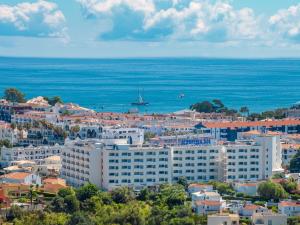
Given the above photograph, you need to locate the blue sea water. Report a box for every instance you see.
[0,57,299,113]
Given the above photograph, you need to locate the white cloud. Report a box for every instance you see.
[0,0,67,39]
[78,0,261,42]
[269,4,300,42]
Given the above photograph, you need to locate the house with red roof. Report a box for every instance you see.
[0,172,41,186]
[278,201,300,217]
[196,119,300,141]
[238,204,268,218]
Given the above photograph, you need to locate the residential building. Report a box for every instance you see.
[225,135,283,182]
[196,119,300,141]
[278,201,300,217]
[101,143,172,190]
[194,200,223,215]
[1,145,62,166]
[60,139,104,187]
[251,212,287,225]
[34,155,61,176]
[282,144,300,166]
[61,135,283,190]
[238,204,268,218]
[234,183,258,196]
[207,214,239,225]
[0,172,42,185]
[188,183,214,194]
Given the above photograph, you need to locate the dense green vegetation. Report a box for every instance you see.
[190,99,238,116]
[44,96,63,106]
[290,151,300,173]
[257,181,288,201]
[2,183,208,225]
[190,99,289,120]
[247,108,287,121]
[3,88,26,103]
[0,139,12,148]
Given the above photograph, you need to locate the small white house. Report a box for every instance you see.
[208,214,239,225]
[194,200,222,215]
[239,204,268,218]
[234,182,258,196]
[0,172,42,186]
[192,191,225,215]
[252,212,287,225]
[278,201,300,217]
[188,184,214,194]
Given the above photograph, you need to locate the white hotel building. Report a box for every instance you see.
[1,144,62,166]
[60,135,283,190]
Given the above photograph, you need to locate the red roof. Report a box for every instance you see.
[243,204,260,210]
[279,201,300,207]
[202,119,300,129]
[0,172,31,180]
[195,200,221,206]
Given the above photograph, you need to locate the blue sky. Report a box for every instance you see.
[1,0,300,58]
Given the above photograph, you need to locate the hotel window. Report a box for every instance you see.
[146,152,156,156]
[146,178,155,182]
[147,158,156,162]
[134,165,144,169]
[159,171,168,175]
[134,159,143,162]
[159,164,168,168]
[159,151,168,155]
[159,158,168,162]
[146,171,156,175]
[147,165,156,168]
[134,152,143,156]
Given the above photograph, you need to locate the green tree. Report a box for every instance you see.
[190,101,214,113]
[212,99,225,109]
[28,186,38,207]
[111,187,135,204]
[6,205,24,221]
[50,187,79,214]
[177,176,188,190]
[4,88,26,103]
[76,183,99,202]
[0,139,12,148]
[70,125,80,134]
[290,151,300,173]
[144,132,156,142]
[240,106,249,116]
[257,181,288,201]
[68,211,93,225]
[288,216,300,225]
[44,96,63,106]
[159,185,187,208]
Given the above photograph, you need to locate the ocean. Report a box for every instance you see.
[0,57,299,113]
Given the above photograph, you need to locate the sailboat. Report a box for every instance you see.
[131,89,149,106]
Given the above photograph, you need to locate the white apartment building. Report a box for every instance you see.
[60,135,283,190]
[1,145,62,166]
[60,139,103,187]
[101,144,172,190]
[172,145,225,183]
[101,126,144,145]
[225,135,283,182]
[69,125,144,145]
[282,144,300,166]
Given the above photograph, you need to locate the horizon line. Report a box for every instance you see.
[1,55,300,61]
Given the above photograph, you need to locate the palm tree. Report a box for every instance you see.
[28,185,38,210]
[240,106,249,117]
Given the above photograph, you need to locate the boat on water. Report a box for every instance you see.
[178,93,185,99]
[131,90,149,106]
